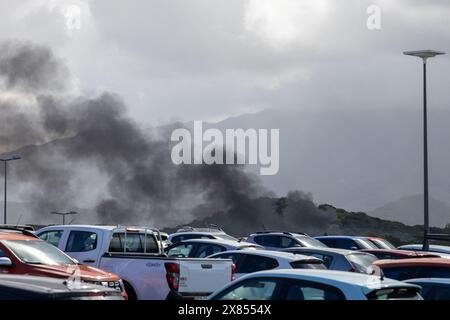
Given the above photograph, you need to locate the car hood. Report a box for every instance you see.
[26,264,119,281]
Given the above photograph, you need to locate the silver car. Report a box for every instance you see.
[282,247,378,274]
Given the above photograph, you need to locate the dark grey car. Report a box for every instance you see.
[282,247,378,274]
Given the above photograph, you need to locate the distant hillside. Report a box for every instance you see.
[370,195,450,227]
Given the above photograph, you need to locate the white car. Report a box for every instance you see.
[169,226,238,244]
[208,249,326,278]
[165,239,262,258]
[208,269,423,300]
[36,225,235,300]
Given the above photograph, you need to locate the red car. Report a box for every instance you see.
[0,227,127,298]
[373,258,450,280]
[361,249,440,260]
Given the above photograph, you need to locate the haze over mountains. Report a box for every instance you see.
[207,107,450,227]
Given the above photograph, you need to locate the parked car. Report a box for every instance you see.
[208,249,325,278]
[398,244,450,255]
[0,274,124,300]
[246,231,328,251]
[0,227,126,298]
[36,225,235,300]
[315,236,378,250]
[405,278,450,300]
[361,249,440,260]
[282,247,378,274]
[169,225,238,244]
[373,258,450,280]
[208,269,422,300]
[165,239,262,258]
[156,232,171,249]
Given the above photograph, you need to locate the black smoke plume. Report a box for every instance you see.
[0,39,337,233]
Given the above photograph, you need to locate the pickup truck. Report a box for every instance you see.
[36,225,234,300]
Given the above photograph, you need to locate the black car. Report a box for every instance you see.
[0,275,125,300]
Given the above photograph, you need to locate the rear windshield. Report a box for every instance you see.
[347,253,377,273]
[297,237,328,248]
[367,287,422,300]
[382,266,450,280]
[109,233,159,253]
[290,260,327,269]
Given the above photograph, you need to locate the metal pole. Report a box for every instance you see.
[63,214,65,225]
[3,161,7,225]
[423,60,430,251]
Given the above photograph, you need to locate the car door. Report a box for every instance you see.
[64,230,101,266]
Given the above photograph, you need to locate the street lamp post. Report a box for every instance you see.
[0,156,21,224]
[51,211,78,225]
[403,50,445,251]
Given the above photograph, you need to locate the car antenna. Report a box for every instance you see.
[15,215,23,227]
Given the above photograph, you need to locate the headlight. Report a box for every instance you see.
[84,280,124,292]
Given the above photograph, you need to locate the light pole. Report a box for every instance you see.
[51,211,78,225]
[0,156,21,224]
[403,50,445,251]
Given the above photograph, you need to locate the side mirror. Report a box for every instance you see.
[0,257,13,267]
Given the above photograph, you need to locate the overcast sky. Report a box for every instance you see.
[1,0,449,126]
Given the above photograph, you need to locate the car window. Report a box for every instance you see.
[280,236,298,248]
[290,260,327,269]
[171,234,213,244]
[433,286,450,300]
[0,248,8,258]
[38,230,64,247]
[166,243,195,257]
[253,235,280,248]
[283,279,346,300]
[214,277,282,300]
[3,240,74,265]
[347,254,377,273]
[299,252,334,268]
[367,287,422,300]
[195,244,225,258]
[357,239,378,249]
[334,239,360,250]
[108,233,159,253]
[211,253,241,264]
[65,231,97,252]
[239,254,279,273]
[316,238,335,247]
[417,266,450,279]
[381,266,419,280]
[297,237,328,248]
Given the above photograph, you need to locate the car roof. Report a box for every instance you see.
[219,269,418,294]
[0,230,39,241]
[373,257,450,267]
[399,244,450,251]
[282,247,355,255]
[315,235,365,240]
[171,231,227,236]
[249,232,307,237]
[177,238,258,247]
[405,278,450,285]
[210,249,321,262]
[360,249,421,256]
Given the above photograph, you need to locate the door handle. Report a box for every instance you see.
[83,259,96,263]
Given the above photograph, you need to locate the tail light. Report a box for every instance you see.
[231,263,237,281]
[165,262,180,291]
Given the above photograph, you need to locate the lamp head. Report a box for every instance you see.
[404,50,445,61]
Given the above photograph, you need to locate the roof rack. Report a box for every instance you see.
[176,224,224,233]
[0,226,38,238]
[254,231,309,237]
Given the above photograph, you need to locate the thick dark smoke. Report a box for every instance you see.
[0,39,336,232]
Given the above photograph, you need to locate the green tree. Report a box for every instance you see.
[274,197,288,216]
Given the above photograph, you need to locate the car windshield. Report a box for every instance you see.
[3,240,75,265]
[215,234,238,241]
[347,253,378,273]
[357,239,378,249]
[297,236,328,248]
[370,239,396,250]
